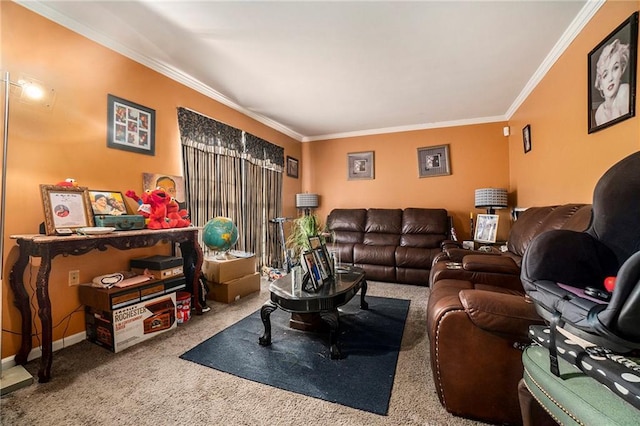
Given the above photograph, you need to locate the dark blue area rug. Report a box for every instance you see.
[180,295,410,415]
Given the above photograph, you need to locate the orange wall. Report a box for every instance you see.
[0,2,301,358]
[508,1,639,206]
[305,123,510,242]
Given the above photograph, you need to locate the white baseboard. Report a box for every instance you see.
[1,331,86,371]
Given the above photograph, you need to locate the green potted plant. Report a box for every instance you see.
[286,213,323,263]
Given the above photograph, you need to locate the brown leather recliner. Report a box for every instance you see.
[426,204,591,425]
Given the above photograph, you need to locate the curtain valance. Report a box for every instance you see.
[177,107,283,171]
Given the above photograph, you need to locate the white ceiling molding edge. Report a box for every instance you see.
[302,115,508,143]
[15,0,605,144]
[15,0,306,142]
[504,0,605,119]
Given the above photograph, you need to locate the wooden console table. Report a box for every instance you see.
[8,227,203,383]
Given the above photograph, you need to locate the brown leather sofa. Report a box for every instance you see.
[426,204,591,425]
[325,208,450,285]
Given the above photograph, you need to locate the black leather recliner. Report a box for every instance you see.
[521,151,640,352]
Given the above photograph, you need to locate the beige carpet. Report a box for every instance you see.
[0,279,487,426]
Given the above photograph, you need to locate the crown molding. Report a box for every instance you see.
[505,0,605,119]
[15,1,306,142]
[17,0,605,143]
[302,115,507,142]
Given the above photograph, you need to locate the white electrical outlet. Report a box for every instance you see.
[69,270,80,286]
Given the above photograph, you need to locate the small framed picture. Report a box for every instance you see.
[40,185,95,235]
[347,151,374,180]
[107,94,155,155]
[588,12,638,133]
[143,172,187,210]
[286,156,299,178]
[474,214,499,244]
[303,251,323,291]
[522,125,532,153]
[417,144,451,178]
[308,235,333,277]
[88,190,130,216]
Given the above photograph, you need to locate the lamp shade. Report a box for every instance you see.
[295,193,319,209]
[475,188,508,209]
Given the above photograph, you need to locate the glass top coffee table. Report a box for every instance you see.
[258,265,368,359]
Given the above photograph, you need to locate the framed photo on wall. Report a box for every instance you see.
[417,144,451,178]
[347,151,375,180]
[474,214,499,244]
[107,94,156,155]
[286,156,299,178]
[522,124,532,153]
[40,185,94,235]
[587,12,638,134]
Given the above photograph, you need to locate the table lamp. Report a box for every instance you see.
[474,188,508,214]
[295,193,319,216]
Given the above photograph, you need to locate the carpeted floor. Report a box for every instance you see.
[181,295,410,415]
[0,279,487,426]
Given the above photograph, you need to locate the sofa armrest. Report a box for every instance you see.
[441,239,462,250]
[459,290,543,341]
[463,254,520,275]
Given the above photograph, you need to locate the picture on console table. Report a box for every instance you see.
[474,214,499,244]
[588,12,638,134]
[107,94,156,155]
[88,190,130,216]
[40,184,95,235]
[417,144,451,178]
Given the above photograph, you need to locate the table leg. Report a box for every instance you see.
[360,279,369,310]
[8,249,32,365]
[320,311,342,359]
[35,251,53,383]
[180,237,204,314]
[259,300,277,346]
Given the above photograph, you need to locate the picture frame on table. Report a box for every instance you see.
[474,214,499,244]
[417,144,451,178]
[107,94,156,156]
[308,235,334,276]
[347,151,375,180]
[286,156,299,178]
[40,184,94,235]
[522,125,532,153]
[88,190,130,216]
[587,12,638,134]
[303,250,323,291]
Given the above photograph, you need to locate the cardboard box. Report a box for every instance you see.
[202,255,256,283]
[130,255,184,280]
[79,276,186,311]
[85,293,177,353]
[207,272,260,303]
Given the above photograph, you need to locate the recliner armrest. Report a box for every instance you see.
[441,239,462,250]
[459,290,543,341]
[463,254,519,275]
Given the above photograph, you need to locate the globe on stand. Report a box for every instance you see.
[203,216,239,259]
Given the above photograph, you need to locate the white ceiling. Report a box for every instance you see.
[18,1,602,142]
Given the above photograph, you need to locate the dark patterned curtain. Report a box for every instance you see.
[178,107,283,269]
